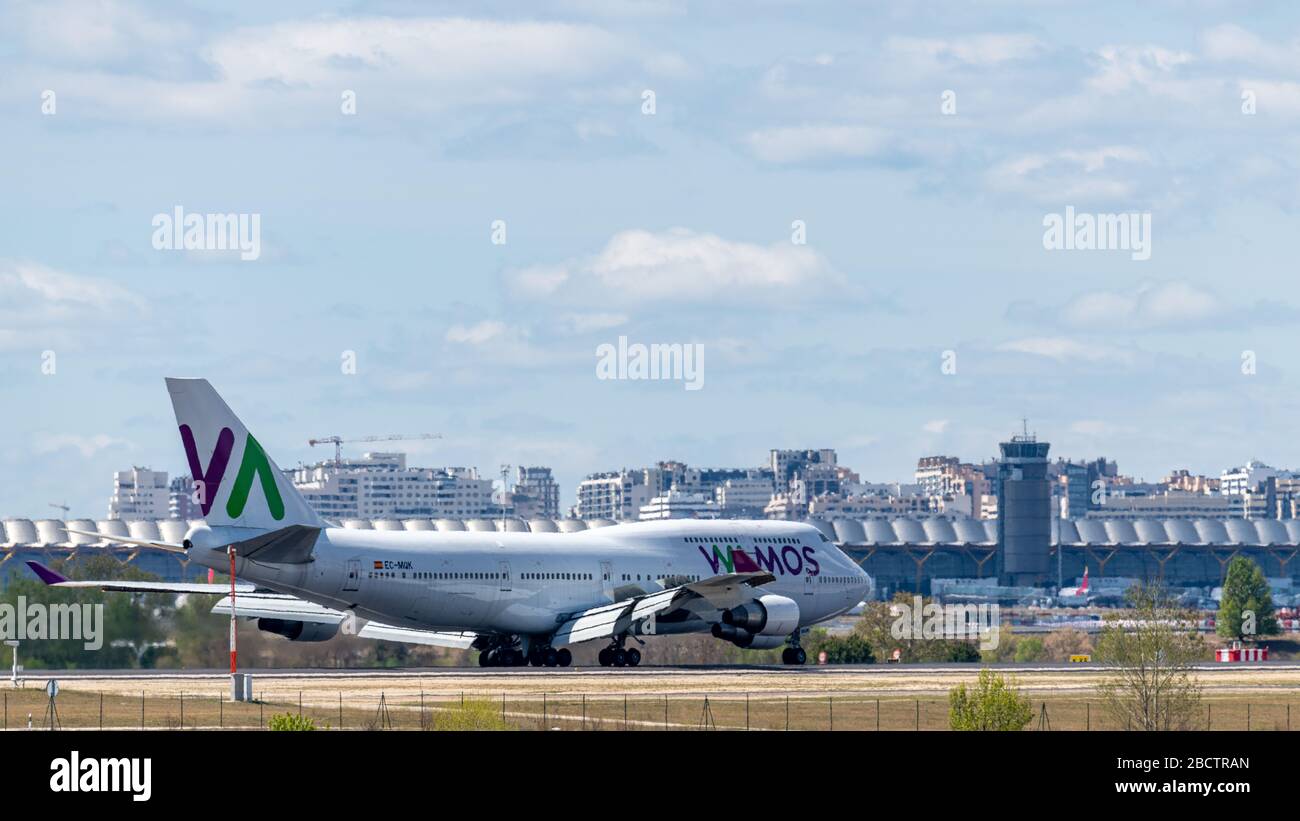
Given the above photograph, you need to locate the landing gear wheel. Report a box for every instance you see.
[503,649,522,667]
[793,647,806,665]
[782,647,806,665]
[543,648,559,667]
[612,647,627,667]
[529,650,543,667]
[625,647,641,667]
[556,648,572,667]
[479,650,494,667]
[598,647,612,667]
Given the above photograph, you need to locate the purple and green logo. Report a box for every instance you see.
[180,424,285,521]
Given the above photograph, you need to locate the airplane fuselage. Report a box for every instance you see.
[197,519,872,642]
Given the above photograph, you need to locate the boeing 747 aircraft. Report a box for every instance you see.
[29,378,873,667]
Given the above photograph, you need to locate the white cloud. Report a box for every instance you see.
[745,124,889,164]
[886,34,1047,68]
[986,146,1150,202]
[508,227,841,305]
[3,12,641,126]
[446,320,509,346]
[0,260,144,350]
[997,336,1131,363]
[33,433,131,459]
[1061,282,1219,329]
[922,419,949,434]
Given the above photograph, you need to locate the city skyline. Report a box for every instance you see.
[5,2,1300,519]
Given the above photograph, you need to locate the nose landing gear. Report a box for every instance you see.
[781,635,807,666]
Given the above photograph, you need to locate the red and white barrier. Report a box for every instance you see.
[1216,645,1269,662]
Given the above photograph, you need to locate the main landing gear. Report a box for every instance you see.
[526,645,572,668]
[479,646,529,667]
[597,636,642,667]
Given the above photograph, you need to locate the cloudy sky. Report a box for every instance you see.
[3,0,1300,519]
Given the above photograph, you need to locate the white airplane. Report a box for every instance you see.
[1056,567,1091,607]
[30,378,873,667]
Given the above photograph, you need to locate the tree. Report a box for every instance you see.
[1095,583,1204,731]
[854,593,980,663]
[804,628,875,664]
[1217,556,1279,642]
[948,668,1033,731]
[1042,627,1093,662]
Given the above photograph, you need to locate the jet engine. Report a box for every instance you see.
[711,594,800,648]
[257,618,339,642]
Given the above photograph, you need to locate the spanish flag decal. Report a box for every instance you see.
[373,560,383,569]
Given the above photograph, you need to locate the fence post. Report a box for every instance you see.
[876,698,880,731]
[180,692,184,728]
[785,695,789,731]
[624,694,628,731]
[141,691,145,729]
[502,692,506,724]
[1288,703,1291,732]
[915,699,920,731]
[1207,703,1211,730]
[543,692,547,728]
[829,696,833,732]
[581,694,586,730]
[219,694,223,729]
[259,701,263,729]
[1086,702,1090,731]
[100,693,104,730]
[664,694,668,730]
[1247,703,1251,731]
[341,692,345,730]
[298,691,302,716]
[745,693,750,731]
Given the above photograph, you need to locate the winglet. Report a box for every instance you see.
[26,560,69,585]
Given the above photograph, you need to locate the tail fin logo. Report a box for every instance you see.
[179,425,285,521]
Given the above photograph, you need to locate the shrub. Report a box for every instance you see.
[268,712,317,731]
[949,668,1033,731]
[429,699,513,731]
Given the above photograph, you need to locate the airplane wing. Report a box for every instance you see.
[210,593,479,649]
[26,560,256,594]
[550,571,775,647]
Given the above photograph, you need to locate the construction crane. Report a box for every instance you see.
[307,433,443,466]
[48,502,70,517]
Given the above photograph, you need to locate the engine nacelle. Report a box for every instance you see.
[712,594,800,648]
[257,618,339,642]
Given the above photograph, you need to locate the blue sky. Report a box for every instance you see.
[3,0,1300,519]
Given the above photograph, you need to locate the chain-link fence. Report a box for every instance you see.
[3,687,1297,731]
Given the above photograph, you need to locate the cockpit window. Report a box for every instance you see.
[819,533,829,543]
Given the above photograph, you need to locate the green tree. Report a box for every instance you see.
[268,713,317,731]
[854,593,979,663]
[948,668,1033,731]
[1217,556,1279,641]
[804,628,875,664]
[1096,583,1204,731]
[1013,636,1045,663]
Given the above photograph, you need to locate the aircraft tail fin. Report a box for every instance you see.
[165,378,324,530]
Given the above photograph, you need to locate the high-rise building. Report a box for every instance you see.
[108,467,170,520]
[168,475,200,520]
[291,452,495,520]
[574,471,653,520]
[511,466,561,519]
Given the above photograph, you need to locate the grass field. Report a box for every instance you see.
[5,670,1300,730]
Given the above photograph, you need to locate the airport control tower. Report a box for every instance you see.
[997,426,1051,585]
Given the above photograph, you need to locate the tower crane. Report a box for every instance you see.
[307,433,442,466]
